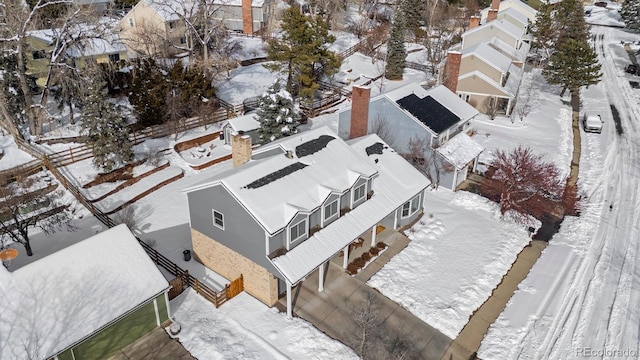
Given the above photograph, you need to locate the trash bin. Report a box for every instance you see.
[183,250,191,261]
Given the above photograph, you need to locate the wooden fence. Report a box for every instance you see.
[41,156,244,308]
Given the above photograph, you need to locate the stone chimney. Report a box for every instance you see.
[350,85,371,139]
[469,16,480,29]
[242,0,253,34]
[443,51,461,93]
[232,132,252,168]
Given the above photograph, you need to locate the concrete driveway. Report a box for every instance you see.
[280,233,454,360]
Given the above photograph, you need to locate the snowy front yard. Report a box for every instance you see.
[368,191,532,339]
[170,290,358,360]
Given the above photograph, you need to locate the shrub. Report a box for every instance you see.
[352,257,366,268]
[376,241,387,249]
[361,252,372,262]
[347,263,359,275]
[370,246,380,256]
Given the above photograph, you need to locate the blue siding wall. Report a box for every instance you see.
[188,185,281,276]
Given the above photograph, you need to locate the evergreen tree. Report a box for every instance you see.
[400,0,425,35]
[82,82,133,172]
[128,59,168,127]
[621,0,640,31]
[385,13,407,80]
[554,0,589,46]
[542,38,601,96]
[266,6,340,99]
[256,82,300,144]
[530,1,555,58]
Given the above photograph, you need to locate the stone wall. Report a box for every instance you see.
[191,229,279,306]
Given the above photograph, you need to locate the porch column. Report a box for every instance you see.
[286,281,292,319]
[371,224,377,247]
[393,209,398,229]
[506,97,513,116]
[318,262,325,292]
[452,169,458,188]
[343,246,349,269]
[472,157,479,173]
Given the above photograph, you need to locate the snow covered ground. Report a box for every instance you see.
[0,135,35,170]
[169,289,358,360]
[478,26,640,359]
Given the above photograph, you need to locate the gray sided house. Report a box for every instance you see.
[185,126,429,317]
[0,225,170,360]
[338,84,485,190]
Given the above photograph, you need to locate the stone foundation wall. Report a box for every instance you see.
[191,229,278,306]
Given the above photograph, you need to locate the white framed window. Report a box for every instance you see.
[323,199,338,221]
[128,18,134,27]
[401,195,421,218]
[353,183,366,204]
[212,210,224,229]
[290,219,307,244]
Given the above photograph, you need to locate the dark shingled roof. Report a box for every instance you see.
[245,162,308,189]
[295,135,335,158]
[396,94,460,134]
[366,142,385,156]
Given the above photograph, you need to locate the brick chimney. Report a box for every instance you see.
[487,0,500,22]
[443,51,461,93]
[232,132,252,168]
[469,16,480,29]
[350,86,371,139]
[242,0,253,34]
[487,9,498,22]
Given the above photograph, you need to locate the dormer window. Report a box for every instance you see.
[323,199,338,221]
[290,219,307,244]
[353,183,366,204]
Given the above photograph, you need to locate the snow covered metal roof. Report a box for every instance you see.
[463,42,513,74]
[27,21,126,58]
[270,135,429,285]
[498,7,530,26]
[184,127,379,234]
[463,19,525,43]
[436,133,485,170]
[0,225,169,359]
[226,113,260,133]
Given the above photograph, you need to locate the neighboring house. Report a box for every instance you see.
[222,113,260,145]
[119,0,273,56]
[461,19,525,51]
[184,126,429,317]
[480,0,538,24]
[453,41,524,115]
[0,225,171,360]
[75,0,112,13]
[26,25,127,87]
[337,84,485,190]
[439,0,534,116]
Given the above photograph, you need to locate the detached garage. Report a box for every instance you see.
[0,225,170,360]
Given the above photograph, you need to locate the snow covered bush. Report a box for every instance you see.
[255,81,301,144]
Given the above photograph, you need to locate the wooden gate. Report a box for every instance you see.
[168,276,185,300]
[227,274,244,299]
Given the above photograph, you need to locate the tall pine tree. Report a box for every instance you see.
[256,82,300,144]
[542,38,601,96]
[82,82,133,172]
[554,0,590,46]
[621,0,640,31]
[266,6,340,99]
[530,1,555,59]
[385,10,407,80]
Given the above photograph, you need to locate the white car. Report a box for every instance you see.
[583,114,603,134]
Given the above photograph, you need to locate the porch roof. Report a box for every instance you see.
[270,135,429,285]
[436,133,485,170]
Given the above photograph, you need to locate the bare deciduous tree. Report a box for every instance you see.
[484,96,500,120]
[371,111,395,147]
[480,146,578,224]
[402,136,449,189]
[0,176,74,256]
